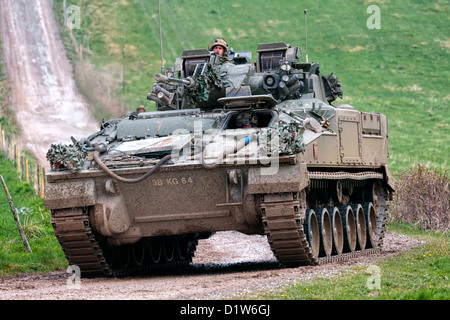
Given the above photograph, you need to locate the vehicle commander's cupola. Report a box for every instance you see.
[178,49,211,78]
[256,42,301,72]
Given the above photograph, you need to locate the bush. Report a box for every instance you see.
[390,164,449,234]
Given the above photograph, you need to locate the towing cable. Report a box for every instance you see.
[93,143,171,184]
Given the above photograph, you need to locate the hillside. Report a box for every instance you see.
[0,0,99,168]
[57,0,449,173]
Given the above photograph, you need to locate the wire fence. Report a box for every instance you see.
[0,124,53,252]
[0,1,81,251]
[1,1,83,253]
[0,123,46,198]
[0,203,54,251]
[0,175,55,252]
[0,227,54,249]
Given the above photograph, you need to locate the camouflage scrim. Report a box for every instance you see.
[185,63,225,104]
[46,140,87,173]
[277,122,305,154]
[259,123,305,157]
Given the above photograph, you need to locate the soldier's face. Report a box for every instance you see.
[213,45,224,56]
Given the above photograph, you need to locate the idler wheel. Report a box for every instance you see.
[351,204,367,250]
[328,206,344,255]
[339,205,356,253]
[315,208,333,257]
[304,209,320,258]
[363,202,378,248]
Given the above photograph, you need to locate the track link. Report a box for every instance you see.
[52,207,197,277]
[261,181,388,266]
[261,192,318,266]
[52,208,112,277]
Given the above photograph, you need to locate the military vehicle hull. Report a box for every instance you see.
[45,110,393,276]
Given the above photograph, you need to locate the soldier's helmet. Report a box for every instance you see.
[208,38,229,53]
[236,111,258,128]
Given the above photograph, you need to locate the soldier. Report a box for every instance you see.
[208,38,233,64]
[235,111,258,128]
[128,105,146,119]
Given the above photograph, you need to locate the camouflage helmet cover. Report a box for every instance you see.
[208,38,229,52]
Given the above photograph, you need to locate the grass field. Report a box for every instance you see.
[250,223,449,300]
[0,154,66,276]
[55,0,449,173]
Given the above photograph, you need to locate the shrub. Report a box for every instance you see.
[390,164,449,234]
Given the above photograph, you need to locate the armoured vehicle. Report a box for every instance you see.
[45,41,395,277]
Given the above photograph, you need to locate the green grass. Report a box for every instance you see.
[0,153,67,276]
[54,0,449,173]
[245,223,450,300]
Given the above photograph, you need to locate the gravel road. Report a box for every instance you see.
[0,231,423,300]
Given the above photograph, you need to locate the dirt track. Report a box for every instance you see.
[0,0,99,168]
[0,232,423,300]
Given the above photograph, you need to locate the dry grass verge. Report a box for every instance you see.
[390,164,449,234]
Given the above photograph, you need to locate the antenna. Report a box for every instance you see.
[304,9,308,63]
[158,0,165,74]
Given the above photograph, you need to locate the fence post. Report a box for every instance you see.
[0,174,33,253]
[39,167,45,198]
[9,137,14,161]
[34,163,39,193]
[17,148,21,173]
[0,129,46,197]
[25,158,30,183]
[1,129,4,150]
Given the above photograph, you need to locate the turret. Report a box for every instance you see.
[147,42,343,112]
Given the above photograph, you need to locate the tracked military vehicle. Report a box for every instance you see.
[45,41,394,277]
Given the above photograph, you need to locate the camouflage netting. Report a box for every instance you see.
[46,139,87,173]
[185,64,225,104]
[259,123,305,157]
[278,123,305,154]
